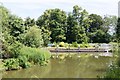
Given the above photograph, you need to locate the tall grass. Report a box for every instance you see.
[20,46,51,65]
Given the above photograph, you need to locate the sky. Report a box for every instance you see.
[0,0,119,19]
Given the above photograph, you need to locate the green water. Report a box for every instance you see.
[2,53,115,78]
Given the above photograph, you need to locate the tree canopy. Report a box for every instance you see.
[0,4,117,49]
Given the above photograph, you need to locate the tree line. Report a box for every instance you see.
[0,5,117,49]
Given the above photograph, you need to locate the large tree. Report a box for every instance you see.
[66,5,89,43]
[7,15,25,40]
[24,17,35,30]
[88,14,104,32]
[37,8,67,42]
[88,14,112,43]
[0,6,23,58]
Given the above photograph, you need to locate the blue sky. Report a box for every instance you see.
[0,0,119,19]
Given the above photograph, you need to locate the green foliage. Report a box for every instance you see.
[79,43,90,48]
[3,58,20,70]
[103,15,117,35]
[59,42,65,47]
[3,15,25,41]
[2,36,23,58]
[66,5,89,43]
[116,18,120,42]
[3,46,51,71]
[24,17,35,29]
[0,5,10,27]
[72,42,78,47]
[88,14,103,32]
[23,25,44,48]
[90,30,111,43]
[7,41,23,58]
[20,46,51,65]
[88,14,114,43]
[37,8,67,42]
[18,56,31,68]
[103,65,120,79]
[3,57,31,71]
[1,5,116,50]
[9,15,24,36]
[41,27,51,46]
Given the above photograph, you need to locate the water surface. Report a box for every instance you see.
[2,53,115,78]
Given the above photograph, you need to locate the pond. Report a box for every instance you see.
[2,53,115,78]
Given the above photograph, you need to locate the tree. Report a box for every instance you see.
[0,5,10,43]
[90,30,111,43]
[116,18,120,42]
[23,25,44,48]
[103,15,117,35]
[5,15,25,41]
[24,17,35,30]
[66,5,89,43]
[37,8,67,42]
[0,6,23,58]
[88,14,112,43]
[41,27,51,46]
[88,14,104,32]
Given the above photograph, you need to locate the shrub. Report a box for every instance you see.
[20,46,51,65]
[23,26,44,48]
[72,42,78,47]
[83,44,90,48]
[80,44,84,48]
[3,58,20,70]
[2,41,23,58]
[3,57,31,71]
[64,43,69,48]
[80,43,90,48]
[8,41,23,58]
[103,65,120,79]
[18,56,31,68]
[59,42,65,47]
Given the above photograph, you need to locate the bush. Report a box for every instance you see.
[18,56,31,68]
[103,65,120,79]
[20,46,51,65]
[64,43,69,48]
[8,41,23,58]
[80,43,90,48]
[23,26,44,48]
[3,58,20,70]
[3,57,31,71]
[59,42,65,47]
[72,42,78,47]
[2,41,23,58]
[79,44,84,48]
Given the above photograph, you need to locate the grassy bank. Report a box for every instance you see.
[2,46,51,71]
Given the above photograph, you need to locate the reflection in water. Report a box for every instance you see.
[2,53,115,78]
